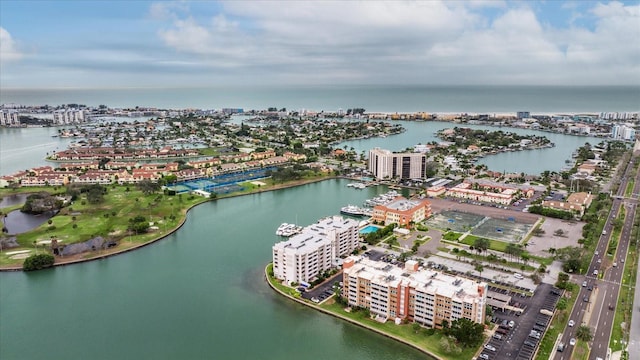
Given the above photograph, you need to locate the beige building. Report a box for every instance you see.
[343,256,486,327]
[372,196,431,227]
[368,148,426,180]
[542,192,593,216]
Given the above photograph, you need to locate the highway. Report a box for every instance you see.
[555,153,639,360]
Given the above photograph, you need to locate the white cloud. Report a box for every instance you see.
[0,27,24,63]
[150,1,640,85]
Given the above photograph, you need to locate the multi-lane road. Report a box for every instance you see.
[555,153,639,360]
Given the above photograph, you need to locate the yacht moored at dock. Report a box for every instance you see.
[275,223,303,237]
[340,205,373,217]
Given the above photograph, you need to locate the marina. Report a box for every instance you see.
[363,190,400,207]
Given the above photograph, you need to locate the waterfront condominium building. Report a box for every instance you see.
[0,110,20,126]
[368,148,426,180]
[371,196,431,227]
[342,256,487,327]
[272,216,359,285]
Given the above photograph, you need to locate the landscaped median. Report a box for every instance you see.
[264,263,479,360]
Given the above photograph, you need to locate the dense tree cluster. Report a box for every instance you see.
[128,215,149,234]
[527,205,575,220]
[21,192,63,214]
[442,318,485,348]
[362,223,396,245]
[23,254,55,271]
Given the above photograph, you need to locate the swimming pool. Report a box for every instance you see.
[359,225,380,234]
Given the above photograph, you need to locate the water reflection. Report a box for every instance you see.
[0,193,27,207]
[3,210,56,234]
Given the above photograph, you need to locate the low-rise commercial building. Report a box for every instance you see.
[542,191,593,216]
[371,196,431,227]
[272,216,359,285]
[342,256,487,327]
[445,181,533,205]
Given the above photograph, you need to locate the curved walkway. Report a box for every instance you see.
[264,264,443,360]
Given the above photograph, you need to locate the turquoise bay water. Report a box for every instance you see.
[0,180,429,360]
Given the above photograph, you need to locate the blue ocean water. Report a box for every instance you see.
[1,85,639,113]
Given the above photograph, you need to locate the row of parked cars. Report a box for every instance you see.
[515,287,562,360]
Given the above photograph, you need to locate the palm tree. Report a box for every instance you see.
[475,263,484,279]
[576,325,593,342]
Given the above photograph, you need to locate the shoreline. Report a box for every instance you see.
[0,176,332,272]
[263,263,443,360]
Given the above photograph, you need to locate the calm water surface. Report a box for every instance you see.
[0,180,429,360]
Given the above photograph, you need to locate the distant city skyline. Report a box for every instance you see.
[1,0,639,89]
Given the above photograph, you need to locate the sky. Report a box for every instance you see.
[1,0,639,89]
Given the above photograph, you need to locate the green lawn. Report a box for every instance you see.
[1,186,207,267]
[609,210,639,351]
[624,180,635,197]
[1,175,334,268]
[319,302,478,359]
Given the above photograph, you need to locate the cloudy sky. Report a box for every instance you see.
[1,0,639,89]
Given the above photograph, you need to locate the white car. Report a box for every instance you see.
[570,338,576,346]
[484,344,496,351]
[568,320,575,327]
[514,273,524,279]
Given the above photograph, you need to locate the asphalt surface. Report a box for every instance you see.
[480,283,560,360]
[554,154,639,360]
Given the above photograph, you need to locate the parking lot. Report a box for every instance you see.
[479,283,561,360]
[300,272,342,304]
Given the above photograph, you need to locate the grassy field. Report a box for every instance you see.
[1,186,206,267]
[1,174,332,268]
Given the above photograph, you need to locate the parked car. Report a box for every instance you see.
[484,344,496,352]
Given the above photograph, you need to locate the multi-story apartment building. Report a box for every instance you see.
[368,148,426,180]
[52,109,86,125]
[342,256,486,327]
[0,110,20,126]
[371,196,431,227]
[611,124,636,141]
[273,216,359,285]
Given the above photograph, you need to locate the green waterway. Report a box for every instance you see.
[0,179,429,360]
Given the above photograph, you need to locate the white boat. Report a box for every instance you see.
[275,223,303,237]
[346,182,366,189]
[340,205,372,217]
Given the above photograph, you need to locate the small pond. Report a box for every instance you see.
[2,210,56,234]
[0,193,27,208]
